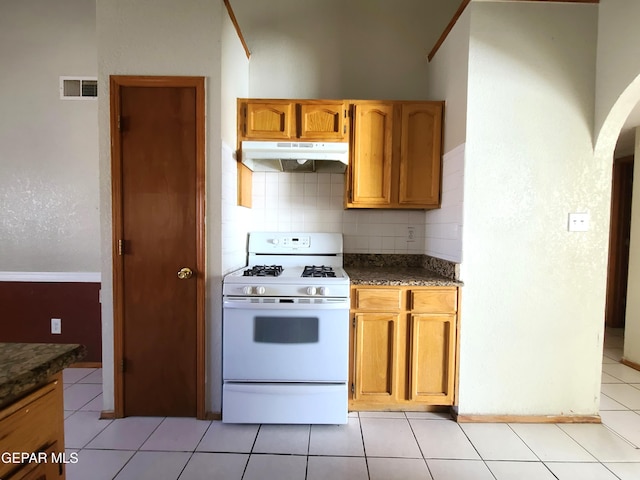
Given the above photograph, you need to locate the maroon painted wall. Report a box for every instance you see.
[0,282,101,363]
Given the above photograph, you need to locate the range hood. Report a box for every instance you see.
[240,141,349,173]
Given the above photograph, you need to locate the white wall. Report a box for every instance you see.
[238,0,456,100]
[221,9,250,273]
[594,0,640,156]
[624,130,640,363]
[218,8,251,411]
[459,2,601,416]
[239,0,455,254]
[424,145,464,263]
[424,9,470,263]
[97,0,224,413]
[592,1,640,367]
[0,0,99,273]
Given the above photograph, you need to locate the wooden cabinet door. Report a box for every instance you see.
[399,103,443,207]
[348,103,394,207]
[243,101,294,139]
[353,312,401,403]
[298,102,346,140]
[408,314,456,405]
[6,444,62,480]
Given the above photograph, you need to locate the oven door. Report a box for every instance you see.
[223,297,349,382]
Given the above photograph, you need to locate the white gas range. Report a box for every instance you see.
[222,232,350,424]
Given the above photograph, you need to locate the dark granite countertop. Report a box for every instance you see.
[0,343,86,408]
[345,266,463,287]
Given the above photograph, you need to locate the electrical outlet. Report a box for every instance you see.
[51,318,61,335]
[568,212,590,232]
[407,226,415,242]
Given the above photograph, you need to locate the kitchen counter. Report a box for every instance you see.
[345,266,463,287]
[0,342,86,408]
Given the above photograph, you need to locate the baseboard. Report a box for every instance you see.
[621,358,640,372]
[0,271,101,282]
[348,404,450,413]
[101,410,219,421]
[70,362,102,368]
[453,412,601,424]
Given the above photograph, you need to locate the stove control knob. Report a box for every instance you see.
[319,287,328,296]
[307,287,317,295]
[256,286,266,295]
[242,286,253,295]
[272,238,280,245]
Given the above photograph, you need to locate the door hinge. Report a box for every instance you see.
[117,115,121,131]
[120,358,125,373]
[351,383,355,394]
[352,316,356,327]
[117,239,124,256]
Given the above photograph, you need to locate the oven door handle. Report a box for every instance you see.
[223,298,349,310]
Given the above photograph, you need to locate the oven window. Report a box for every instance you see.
[254,316,319,344]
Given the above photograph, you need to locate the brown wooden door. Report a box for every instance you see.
[605,155,634,328]
[111,76,205,418]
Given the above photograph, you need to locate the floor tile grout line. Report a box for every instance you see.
[172,416,216,479]
[505,422,545,463]
[64,368,98,385]
[356,413,371,480]
[404,412,436,479]
[241,423,262,480]
[454,421,498,480]
[61,351,640,479]
[305,424,311,480]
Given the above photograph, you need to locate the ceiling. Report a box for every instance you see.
[229,0,637,157]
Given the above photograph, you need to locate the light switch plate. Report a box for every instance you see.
[51,318,61,334]
[568,212,590,232]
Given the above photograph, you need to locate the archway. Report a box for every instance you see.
[595,74,640,411]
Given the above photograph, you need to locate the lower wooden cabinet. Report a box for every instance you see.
[6,444,61,480]
[0,375,66,480]
[350,286,459,410]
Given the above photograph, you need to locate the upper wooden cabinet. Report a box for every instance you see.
[348,103,394,206]
[238,99,348,141]
[346,101,443,209]
[241,100,293,140]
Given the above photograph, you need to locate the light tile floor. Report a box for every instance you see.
[62,328,640,479]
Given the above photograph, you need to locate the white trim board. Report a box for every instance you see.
[0,272,101,283]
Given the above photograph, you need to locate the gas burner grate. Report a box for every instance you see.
[243,265,284,277]
[302,265,336,278]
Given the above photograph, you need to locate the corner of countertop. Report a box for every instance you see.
[0,343,87,409]
[344,253,461,283]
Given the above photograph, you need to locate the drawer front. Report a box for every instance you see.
[411,288,457,313]
[354,288,403,310]
[0,382,60,477]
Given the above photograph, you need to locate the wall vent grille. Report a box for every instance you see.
[60,77,97,99]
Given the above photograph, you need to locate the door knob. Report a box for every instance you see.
[177,267,193,280]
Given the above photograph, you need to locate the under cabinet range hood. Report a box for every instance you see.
[240,141,349,173]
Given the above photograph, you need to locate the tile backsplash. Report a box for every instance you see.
[250,172,426,254]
